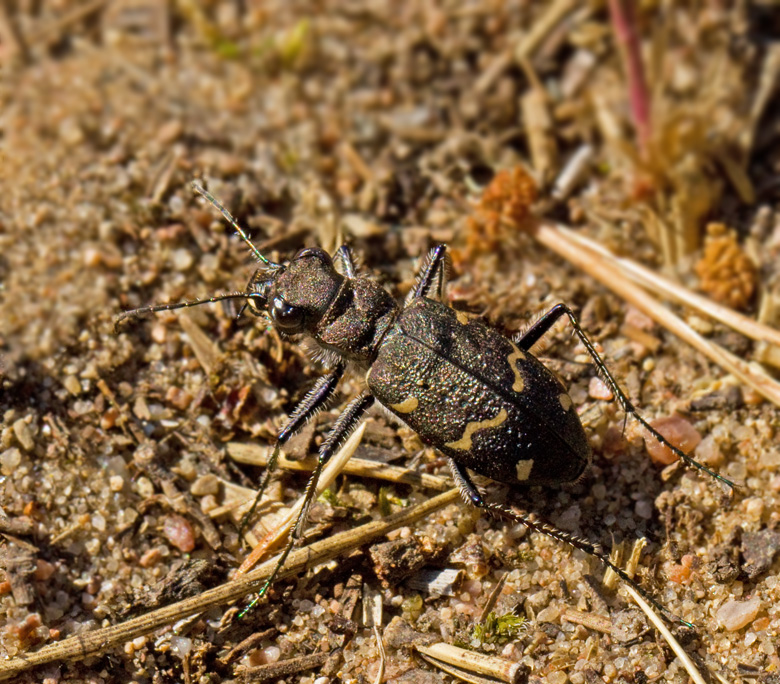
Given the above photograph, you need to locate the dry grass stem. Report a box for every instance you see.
[363,585,385,684]
[475,0,582,94]
[227,441,451,492]
[622,584,711,684]
[416,642,526,684]
[563,223,780,349]
[477,572,508,623]
[0,489,461,681]
[534,220,780,408]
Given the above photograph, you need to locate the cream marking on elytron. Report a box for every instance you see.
[507,341,526,392]
[559,393,572,411]
[445,407,509,451]
[515,458,534,481]
[455,311,470,325]
[390,396,419,413]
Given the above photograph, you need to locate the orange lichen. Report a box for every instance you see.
[457,166,538,263]
[694,222,757,311]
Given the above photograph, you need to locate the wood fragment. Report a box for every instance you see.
[236,651,330,681]
[561,609,612,634]
[178,312,221,377]
[0,516,34,537]
[0,489,461,681]
[405,568,462,598]
[219,627,279,666]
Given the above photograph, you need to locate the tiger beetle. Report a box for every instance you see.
[117,181,735,628]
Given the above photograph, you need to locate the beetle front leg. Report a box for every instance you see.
[250,393,375,604]
[517,304,734,489]
[239,361,346,540]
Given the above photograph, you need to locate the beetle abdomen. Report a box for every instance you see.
[367,299,590,486]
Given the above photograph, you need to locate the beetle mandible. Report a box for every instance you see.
[117,182,734,626]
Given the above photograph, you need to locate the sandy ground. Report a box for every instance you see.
[1,2,780,683]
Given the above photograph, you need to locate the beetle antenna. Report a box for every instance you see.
[191,181,280,269]
[114,291,257,333]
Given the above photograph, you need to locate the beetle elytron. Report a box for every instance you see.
[117,182,733,625]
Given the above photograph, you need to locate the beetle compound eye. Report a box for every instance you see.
[271,296,305,333]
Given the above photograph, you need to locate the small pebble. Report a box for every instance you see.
[717,597,762,631]
[246,645,281,667]
[162,515,195,552]
[634,499,653,520]
[156,119,183,145]
[588,376,613,401]
[91,513,106,532]
[200,495,218,514]
[109,475,125,492]
[151,324,167,345]
[83,247,102,267]
[139,548,162,568]
[546,671,568,684]
[171,248,194,272]
[190,474,219,497]
[694,434,722,467]
[0,448,22,475]
[169,636,192,658]
[744,497,764,522]
[34,560,56,581]
[537,604,560,622]
[135,477,154,498]
[63,375,82,396]
[13,419,34,452]
[166,386,193,410]
[644,415,701,466]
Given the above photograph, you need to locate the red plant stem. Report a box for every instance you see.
[609,0,651,157]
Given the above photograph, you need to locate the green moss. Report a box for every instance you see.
[472,611,526,645]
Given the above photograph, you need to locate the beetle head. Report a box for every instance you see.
[246,248,342,335]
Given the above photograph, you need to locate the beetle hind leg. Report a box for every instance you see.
[516,303,735,491]
[448,458,693,628]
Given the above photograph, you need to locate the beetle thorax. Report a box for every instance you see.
[256,248,399,365]
[312,276,399,364]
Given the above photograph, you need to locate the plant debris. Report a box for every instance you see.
[1,2,779,683]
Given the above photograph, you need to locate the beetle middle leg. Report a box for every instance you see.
[448,459,693,627]
[239,361,347,540]
[517,303,734,490]
[239,393,375,616]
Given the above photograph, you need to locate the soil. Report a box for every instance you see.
[1,2,780,684]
